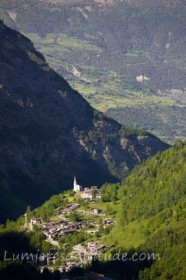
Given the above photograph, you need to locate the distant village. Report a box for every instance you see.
[29,178,115,273]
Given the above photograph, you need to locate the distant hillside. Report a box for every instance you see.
[0,21,168,222]
[0,0,185,143]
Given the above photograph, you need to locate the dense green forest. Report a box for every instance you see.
[0,141,185,279]
[106,140,186,279]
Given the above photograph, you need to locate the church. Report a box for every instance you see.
[73,177,101,200]
[73,177,83,192]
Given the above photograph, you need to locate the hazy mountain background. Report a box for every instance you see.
[0,0,185,143]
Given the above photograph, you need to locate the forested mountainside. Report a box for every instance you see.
[0,21,168,222]
[98,140,186,279]
[0,0,185,143]
[0,141,185,279]
[106,140,186,279]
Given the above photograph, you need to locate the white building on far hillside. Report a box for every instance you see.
[73,177,83,192]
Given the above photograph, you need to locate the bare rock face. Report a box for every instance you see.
[0,21,169,221]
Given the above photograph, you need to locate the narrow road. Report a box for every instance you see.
[46,236,60,249]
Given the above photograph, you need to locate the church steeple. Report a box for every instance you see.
[73,176,82,192]
[73,177,77,189]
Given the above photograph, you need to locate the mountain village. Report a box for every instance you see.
[28,178,115,274]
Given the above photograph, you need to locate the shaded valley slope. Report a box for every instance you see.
[0,21,168,221]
